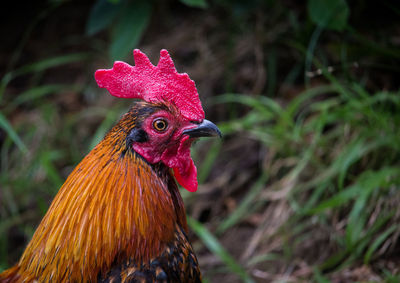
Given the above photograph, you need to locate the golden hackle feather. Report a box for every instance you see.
[2,104,188,282]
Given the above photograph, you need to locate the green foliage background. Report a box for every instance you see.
[1,0,400,282]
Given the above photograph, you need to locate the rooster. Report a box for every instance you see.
[0,49,221,282]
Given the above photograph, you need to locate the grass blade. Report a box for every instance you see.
[0,112,27,153]
[188,216,255,283]
[9,84,79,109]
[197,139,222,184]
[12,53,90,78]
[364,225,398,264]
[216,173,268,234]
[0,53,89,101]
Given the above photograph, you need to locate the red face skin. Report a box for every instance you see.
[132,109,199,192]
[95,49,207,192]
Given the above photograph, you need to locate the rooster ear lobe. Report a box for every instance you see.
[127,128,148,144]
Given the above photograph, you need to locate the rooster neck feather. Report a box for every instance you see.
[14,105,188,282]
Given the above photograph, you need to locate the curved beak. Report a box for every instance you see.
[183,119,222,138]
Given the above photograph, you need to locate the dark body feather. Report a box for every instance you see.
[100,224,201,283]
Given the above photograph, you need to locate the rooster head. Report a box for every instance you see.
[95,49,221,192]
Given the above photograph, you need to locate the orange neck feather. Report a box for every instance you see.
[14,112,187,282]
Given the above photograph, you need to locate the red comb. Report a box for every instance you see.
[95,49,205,122]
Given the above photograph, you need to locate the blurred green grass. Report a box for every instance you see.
[1,0,400,282]
[193,81,399,280]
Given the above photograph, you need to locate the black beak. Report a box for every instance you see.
[183,119,222,138]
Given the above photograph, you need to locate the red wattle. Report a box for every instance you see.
[160,135,198,192]
[173,160,198,192]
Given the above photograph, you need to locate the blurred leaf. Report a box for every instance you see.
[216,173,268,234]
[213,93,282,118]
[247,253,281,267]
[86,0,121,35]
[344,169,398,248]
[345,190,369,248]
[197,139,222,183]
[39,150,64,189]
[319,249,348,271]
[188,217,255,283]
[12,53,90,77]
[382,269,400,282]
[0,112,27,153]
[308,0,349,31]
[313,267,332,283]
[308,181,360,214]
[364,225,398,264]
[89,108,122,149]
[110,0,151,60]
[0,53,89,101]
[180,0,208,9]
[9,84,78,110]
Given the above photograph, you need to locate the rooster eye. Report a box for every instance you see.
[152,118,168,132]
